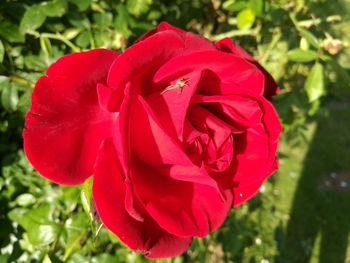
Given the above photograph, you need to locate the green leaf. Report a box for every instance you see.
[223,0,247,12]
[66,254,88,263]
[308,99,320,116]
[127,0,153,17]
[237,8,255,30]
[290,14,320,49]
[298,28,319,49]
[27,224,60,246]
[42,255,53,263]
[41,0,68,17]
[0,40,4,63]
[68,0,91,11]
[93,13,113,29]
[0,255,9,263]
[20,5,47,34]
[75,31,91,48]
[15,193,36,207]
[93,31,111,48]
[68,13,91,29]
[248,0,264,16]
[0,76,8,87]
[18,90,31,113]
[26,204,55,224]
[81,177,93,221]
[114,4,132,38]
[91,254,120,263]
[63,213,89,261]
[287,48,319,63]
[24,55,47,71]
[0,21,25,43]
[147,10,162,20]
[8,208,28,223]
[1,81,18,112]
[304,62,325,102]
[10,205,60,246]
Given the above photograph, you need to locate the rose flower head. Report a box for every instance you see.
[23,22,282,258]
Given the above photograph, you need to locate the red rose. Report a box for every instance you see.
[23,22,281,258]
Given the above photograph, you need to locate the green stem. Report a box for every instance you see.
[211,28,258,41]
[258,29,281,65]
[8,75,34,88]
[41,33,80,52]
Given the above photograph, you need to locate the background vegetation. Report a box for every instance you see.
[0,0,349,262]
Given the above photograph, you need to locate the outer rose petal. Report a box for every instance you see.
[215,37,279,98]
[23,49,119,185]
[106,28,216,112]
[93,139,191,258]
[131,157,233,238]
[136,21,187,42]
[136,22,215,53]
[105,30,184,111]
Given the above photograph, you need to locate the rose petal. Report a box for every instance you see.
[23,49,119,185]
[233,178,265,207]
[128,93,192,166]
[123,90,221,190]
[105,31,185,112]
[93,139,192,258]
[215,37,279,98]
[145,70,203,140]
[136,22,215,53]
[190,92,281,205]
[136,21,187,43]
[131,157,233,238]
[191,94,263,129]
[154,51,264,95]
[191,92,281,172]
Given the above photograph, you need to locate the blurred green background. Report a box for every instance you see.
[0,0,349,262]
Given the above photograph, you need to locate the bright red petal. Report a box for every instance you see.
[105,31,185,112]
[127,96,233,238]
[131,157,233,238]
[136,22,215,53]
[190,92,281,206]
[93,139,192,259]
[154,50,264,96]
[23,49,119,185]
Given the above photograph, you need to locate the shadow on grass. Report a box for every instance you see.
[279,102,350,263]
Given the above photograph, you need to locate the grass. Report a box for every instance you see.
[275,101,350,263]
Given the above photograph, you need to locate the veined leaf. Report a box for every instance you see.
[287,48,319,63]
[305,62,325,102]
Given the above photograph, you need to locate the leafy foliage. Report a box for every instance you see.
[0,0,349,262]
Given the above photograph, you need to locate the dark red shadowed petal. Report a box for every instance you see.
[23,49,119,185]
[215,37,280,99]
[93,139,192,259]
